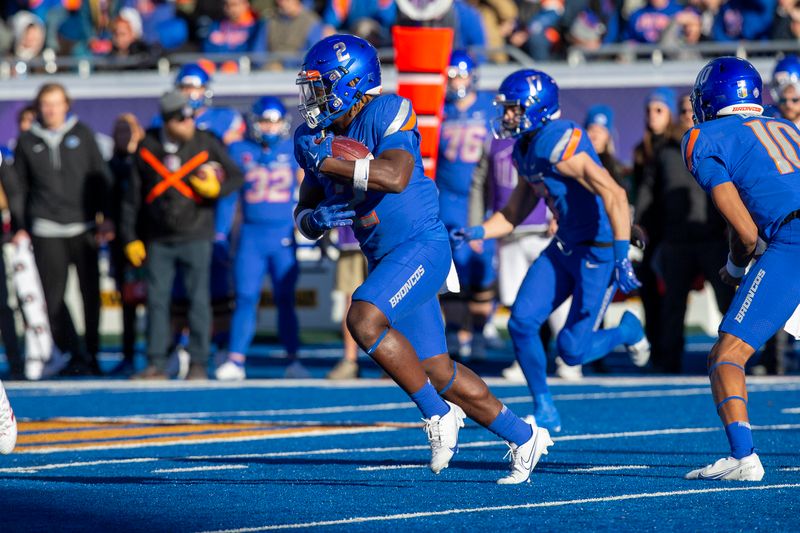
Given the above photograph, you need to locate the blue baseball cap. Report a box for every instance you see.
[646,87,677,116]
[584,104,614,131]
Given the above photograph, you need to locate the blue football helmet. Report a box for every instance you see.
[492,69,560,139]
[250,96,290,146]
[691,57,763,124]
[771,54,800,101]
[446,50,477,102]
[175,63,213,110]
[296,34,382,130]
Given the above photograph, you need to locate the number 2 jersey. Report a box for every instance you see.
[683,114,800,241]
[435,91,494,229]
[512,119,613,245]
[294,94,447,261]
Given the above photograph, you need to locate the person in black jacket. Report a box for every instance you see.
[651,94,734,373]
[8,83,113,376]
[121,91,243,380]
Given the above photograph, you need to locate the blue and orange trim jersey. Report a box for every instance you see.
[512,119,613,245]
[682,114,800,241]
[435,91,494,229]
[295,94,446,261]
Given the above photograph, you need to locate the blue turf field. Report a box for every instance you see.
[2,371,800,531]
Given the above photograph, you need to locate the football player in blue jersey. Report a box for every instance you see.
[215,96,306,381]
[452,69,650,433]
[294,34,552,484]
[436,50,497,361]
[682,57,800,481]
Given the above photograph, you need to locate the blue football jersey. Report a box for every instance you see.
[229,138,298,227]
[435,91,494,229]
[512,119,613,244]
[295,94,446,260]
[683,114,800,241]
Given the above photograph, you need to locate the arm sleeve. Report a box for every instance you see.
[211,137,245,197]
[120,155,142,244]
[214,192,238,237]
[9,144,30,232]
[468,150,489,227]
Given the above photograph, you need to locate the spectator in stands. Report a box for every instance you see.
[632,87,675,374]
[8,83,113,376]
[265,0,323,69]
[711,0,776,41]
[327,227,367,379]
[50,0,121,57]
[10,10,46,62]
[468,0,518,64]
[624,0,681,43]
[322,0,396,47]
[122,0,186,48]
[511,0,562,60]
[101,8,160,69]
[121,91,243,380]
[660,6,705,58]
[107,114,146,376]
[773,0,800,39]
[203,0,267,55]
[565,4,618,51]
[650,95,732,373]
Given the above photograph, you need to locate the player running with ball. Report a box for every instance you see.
[682,57,800,481]
[293,34,551,484]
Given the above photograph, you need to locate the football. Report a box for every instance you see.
[331,136,373,160]
[196,161,226,183]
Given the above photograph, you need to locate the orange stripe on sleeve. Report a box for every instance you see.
[561,129,582,161]
[400,109,417,131]
[685,129,700,172]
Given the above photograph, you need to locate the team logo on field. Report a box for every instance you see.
[390,265,425,308]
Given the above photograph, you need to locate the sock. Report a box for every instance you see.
[725,421,754,459]
[410,381,450,419]
[228,353,246,367]
[487,405,534,446]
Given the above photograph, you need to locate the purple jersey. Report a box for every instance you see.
[487,138,548,232]
[336,226,360,251]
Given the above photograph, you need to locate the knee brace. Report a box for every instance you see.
[366,327,390,356]
[708,357,747,412]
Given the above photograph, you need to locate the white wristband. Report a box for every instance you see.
[353,158,370,192]
[726,254,746,278]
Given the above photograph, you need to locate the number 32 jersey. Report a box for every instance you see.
[228,137,298,228]
[683,114,800,240]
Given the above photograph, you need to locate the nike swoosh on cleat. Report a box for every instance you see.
[698,464,740,480]
[520,437,537,471]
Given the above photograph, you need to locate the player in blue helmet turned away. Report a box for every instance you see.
[771,54,800,129]
[215,96,306,381]
[452,69,650,433]
[436,50,497,361]
[294,34,552,484]
[682,57,800,481]
[176,63,214,113]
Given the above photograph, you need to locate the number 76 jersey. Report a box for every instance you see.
[228,137,298,227]
[683,114,800,241]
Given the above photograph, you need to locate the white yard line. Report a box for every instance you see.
[781,407,800,414]
[153,465,249,474]
[199,484,800,532]
[569,465,649,473]
[0,457,158,474]
[356,464,428,472]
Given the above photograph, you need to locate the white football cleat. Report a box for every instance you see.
[627,337,651,368]
[215,360,246,381]
[555,356,583,381]
[497,425,554,485]
[0,380,17,454]
[424,401,465,474]
[166,346,191,380]
[685,453,764,481]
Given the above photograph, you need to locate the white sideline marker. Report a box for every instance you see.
[153,465,249,474]
[199,484,800,532]
[782,407,800,414]
[569,465,649,473]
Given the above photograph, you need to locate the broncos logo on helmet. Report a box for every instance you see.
[492,69,561,139]
[691,57,763,124]
[296,34,382,130]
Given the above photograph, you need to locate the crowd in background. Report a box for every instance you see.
[0,0,799,71]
